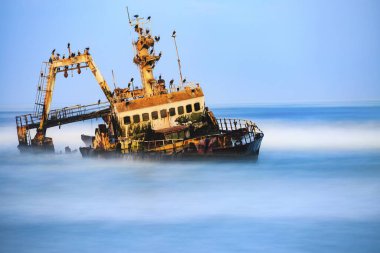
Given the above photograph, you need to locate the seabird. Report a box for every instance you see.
[172,30,176,37]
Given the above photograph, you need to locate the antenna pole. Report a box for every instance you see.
[172,33,183,87]
[126,6,131,24]
[111,70,117,89]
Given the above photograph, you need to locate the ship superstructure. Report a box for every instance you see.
[15,14,263,157]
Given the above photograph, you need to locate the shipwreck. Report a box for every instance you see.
[15,13,264,158]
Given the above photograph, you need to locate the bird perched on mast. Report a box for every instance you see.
[172,30,176,37]
[147,16,151,21]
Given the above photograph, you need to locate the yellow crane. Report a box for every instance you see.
[32,46,113,147]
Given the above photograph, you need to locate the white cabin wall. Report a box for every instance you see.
[118,96,205,137]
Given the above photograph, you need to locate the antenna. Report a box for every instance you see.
[172,31,183,87]
[111,70,117,89]
[126,6,131,24]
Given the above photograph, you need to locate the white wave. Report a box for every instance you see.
[259,120,380,151]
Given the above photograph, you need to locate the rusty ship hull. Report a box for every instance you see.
[79,118,264,158]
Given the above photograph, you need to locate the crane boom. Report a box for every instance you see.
[34,52,113,145]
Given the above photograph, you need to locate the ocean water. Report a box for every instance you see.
[0,106,380,253]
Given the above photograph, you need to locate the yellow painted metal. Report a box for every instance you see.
[36,53,113,141]
[130,18,161,97]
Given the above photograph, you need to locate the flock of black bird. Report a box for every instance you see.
[47,15,185,89]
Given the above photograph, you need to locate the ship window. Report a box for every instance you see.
[142,113,149,121]
[194,102,201,111]
[151,111,158,120]
[178,106,184,115]
[133,114,140,123]
[123,116,131,125]
[169,107,176,116]
[160,109,167,118]
[186,104,192,113]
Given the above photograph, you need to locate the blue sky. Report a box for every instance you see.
[0,0,379,109]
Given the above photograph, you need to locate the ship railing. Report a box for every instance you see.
[15,102,110,131]
[216,118,262,133]
[47,102,110,121]
[216,118,263,145]
[168,81,200,93]
[119,138,186,153]
[118,123,262,154]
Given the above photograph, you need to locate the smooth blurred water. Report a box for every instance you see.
[0,106,380,253]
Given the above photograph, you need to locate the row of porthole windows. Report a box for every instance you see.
[123,102,201,125]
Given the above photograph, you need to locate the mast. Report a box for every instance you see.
[172,31,183,87]
[128,14,160,96]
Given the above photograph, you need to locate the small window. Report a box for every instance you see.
[194,102,201,111]
[151,111,158,120]
[160,109,167,118]
[178,106,184,115]
[123,116,131,125]
[169,108,176,116]
[142,113,149,121]
[186,104,192,113]
[133,114,140,123]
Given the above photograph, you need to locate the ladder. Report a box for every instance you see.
[33,62,49,117]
